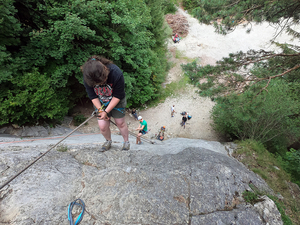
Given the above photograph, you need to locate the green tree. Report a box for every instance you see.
[0,69,69,125]
[0,0,21,86]
[0,0,170,125]
[161,0,177,14]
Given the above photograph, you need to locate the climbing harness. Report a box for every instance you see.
[68,199,85,225]
[0,112,97,190]
[99,99,125,114]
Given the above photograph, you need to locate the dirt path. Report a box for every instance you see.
[71,8,297,142]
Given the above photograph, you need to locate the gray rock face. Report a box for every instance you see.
[254,196,283,225]
[0,145,281,225]
[0,123,81,138]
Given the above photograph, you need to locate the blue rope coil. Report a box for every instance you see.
[68,199,85,225]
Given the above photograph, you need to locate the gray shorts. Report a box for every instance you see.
[95,97,126,119]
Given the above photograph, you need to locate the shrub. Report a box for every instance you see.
[284,149,300,186]
[211,80,300,147]
[73,114,88,126]
[182,0,200,12]
[0,69,69,126]
[162,0,177,14]
[56,145,68,152]
[243,190,260,204]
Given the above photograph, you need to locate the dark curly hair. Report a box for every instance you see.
[82,55,113,87]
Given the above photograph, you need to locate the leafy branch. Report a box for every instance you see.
[182,48,300,97]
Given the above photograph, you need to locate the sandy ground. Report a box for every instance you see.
[70,8,297,142]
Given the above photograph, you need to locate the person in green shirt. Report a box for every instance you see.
[136,116,148,144]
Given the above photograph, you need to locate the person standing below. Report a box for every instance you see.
[157,126,165,141]
[181,114,187,129]
[171,105,176,117]
[131,108,138,120]
[82,55,130,151]
[136,116,148,145]
[173,33,180,43]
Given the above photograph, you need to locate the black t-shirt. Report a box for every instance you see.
[182,116,187,122]
[83,64,125,102]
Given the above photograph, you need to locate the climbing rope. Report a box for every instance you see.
[0,110,156,191]
[0,112,97,191]
[68,199,85,225]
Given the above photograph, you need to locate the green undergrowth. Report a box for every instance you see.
[145,49,195,108]
[175,49,195,62]
[56,144,68,152]
[234,140,300,224]
[147,74,190,108]
[73,114,88,126]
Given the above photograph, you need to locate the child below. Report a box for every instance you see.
[136,116,148,144]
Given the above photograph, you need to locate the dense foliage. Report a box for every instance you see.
[210,80,300,148]
[0,0,173,125]
[283,149,300,187]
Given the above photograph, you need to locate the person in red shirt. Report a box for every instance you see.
[173,33,180,43]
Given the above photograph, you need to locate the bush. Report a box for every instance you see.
[0,69,69,125]
[182,0,200,12]
[211,80,300,146]
[73,114,88,126]
[162,0,177,14]
[283,149,300,186]
[243,190,260,204]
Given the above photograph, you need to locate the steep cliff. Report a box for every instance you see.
[0,137,282,225]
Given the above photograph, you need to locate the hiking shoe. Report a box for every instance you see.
[122,141,130,151]
[102,140,112,151]
[138,142,143,145]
